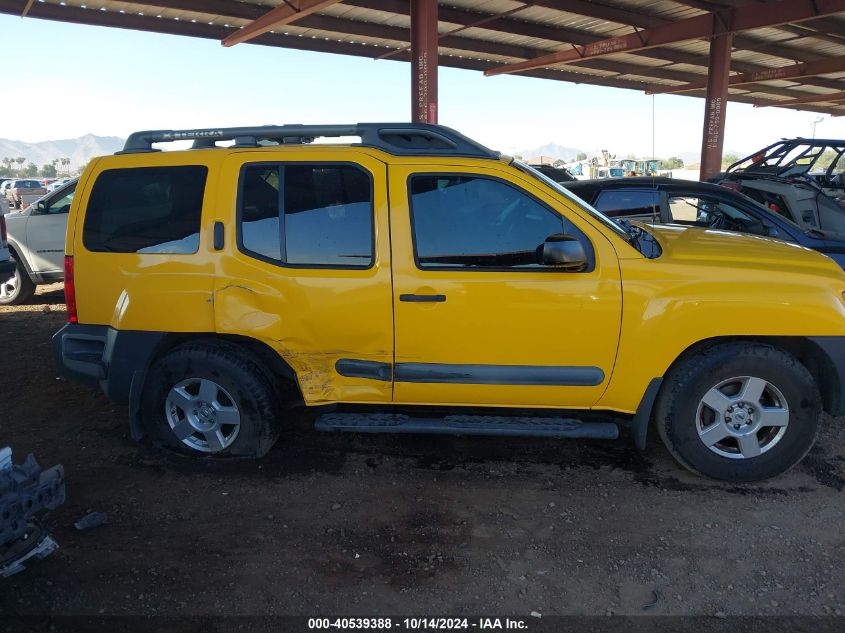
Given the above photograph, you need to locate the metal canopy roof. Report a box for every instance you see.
[4,0,845,116]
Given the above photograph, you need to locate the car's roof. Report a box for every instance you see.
[565,176,730,194]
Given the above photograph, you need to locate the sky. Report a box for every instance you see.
[3,13,844,159]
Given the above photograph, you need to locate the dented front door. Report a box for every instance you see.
[215,149,393,404]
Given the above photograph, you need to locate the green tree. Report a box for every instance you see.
[721,153,740,168]
[40,163,58,178]
[659,156,685,170]
[816,149,839,170]
[576,152,587,161]
[24,162,38,177]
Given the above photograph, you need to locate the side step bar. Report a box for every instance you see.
[314,413,619,440]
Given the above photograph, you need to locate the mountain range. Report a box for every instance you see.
[516,143,586,161]
[518,144,748,165]
[0,134,125,170]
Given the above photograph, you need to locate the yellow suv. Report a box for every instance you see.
[52,124,845,481]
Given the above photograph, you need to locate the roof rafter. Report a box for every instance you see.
[221,0,345,47]
[484,0,845,77]
[648,54,845,94]
[754,91,845,108]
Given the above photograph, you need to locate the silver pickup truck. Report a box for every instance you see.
[0,179,76,304]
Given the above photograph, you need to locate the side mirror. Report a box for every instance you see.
[539,234,588,271]
[766,225,779,238]
[34,201,46,214]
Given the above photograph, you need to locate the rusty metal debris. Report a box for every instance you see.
[0,447,65,578]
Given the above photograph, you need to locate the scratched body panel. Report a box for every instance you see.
[214,149,393,404]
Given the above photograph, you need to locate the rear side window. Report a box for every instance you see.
[238,163,373,268]
[594,190,660,220]
[83,166,207,254]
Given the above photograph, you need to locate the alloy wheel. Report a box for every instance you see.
[165,378,241,453]
[695,375,789,459]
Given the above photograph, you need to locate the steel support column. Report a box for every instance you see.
[700,33,733,181]
[410,0,438,124]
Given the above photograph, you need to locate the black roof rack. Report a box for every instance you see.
[119,123,499,159]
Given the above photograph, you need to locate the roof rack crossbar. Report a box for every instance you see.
[119,123,499,159]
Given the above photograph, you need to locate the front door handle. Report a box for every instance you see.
[400,293,446,303]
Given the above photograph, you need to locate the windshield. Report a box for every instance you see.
[514,160,631,241]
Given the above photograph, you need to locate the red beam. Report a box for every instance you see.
[700,34,733,182]
[484,0,845,77]
[755,91,845,108]
[648,55,845,95]
[410,0,438,124]
[222,0,344,47]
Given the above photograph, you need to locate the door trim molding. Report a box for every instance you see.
[395,362,604,386]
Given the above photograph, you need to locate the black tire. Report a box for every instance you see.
[141,342,281,459]
[0,255,36,305]
[655,342,821,482]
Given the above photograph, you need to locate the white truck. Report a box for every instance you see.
[0,180,75,304]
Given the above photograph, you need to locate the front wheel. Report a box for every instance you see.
[656,342,821,482]
[0,256,36,305]
[141,342,281,458]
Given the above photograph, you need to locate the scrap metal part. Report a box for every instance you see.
[0,447,65,577]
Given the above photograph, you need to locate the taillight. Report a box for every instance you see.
[64,255,78,324]
[0,216,6,246]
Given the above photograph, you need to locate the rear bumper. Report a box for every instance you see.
[808,336,845,416]
[51,324,166,405]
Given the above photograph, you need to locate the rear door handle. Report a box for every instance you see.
[400,294,446,303]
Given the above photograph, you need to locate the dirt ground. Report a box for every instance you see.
[0,284,843,621]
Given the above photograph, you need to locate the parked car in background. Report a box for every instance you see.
[714,138,845,235]
[5,179,47,210]
[47,178,72,192]
[564,177,845,269]
[528,163,576,183]
[1,179,75,304]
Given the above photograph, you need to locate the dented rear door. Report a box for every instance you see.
[216,149,393,405]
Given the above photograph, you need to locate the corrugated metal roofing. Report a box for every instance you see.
[3,0,844,115]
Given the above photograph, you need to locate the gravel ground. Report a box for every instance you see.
[0,283,843,621]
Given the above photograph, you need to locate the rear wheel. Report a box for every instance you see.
[0,256,36,305]
[656,342,821,482]
[142,342,281,458]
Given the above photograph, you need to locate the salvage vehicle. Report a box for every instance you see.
[52,124,845,482]
[4,179,46,210]
[715,138,845,235]
[1,179,75,304]
[565,177,845,269]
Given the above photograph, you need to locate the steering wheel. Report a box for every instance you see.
[707,213,726,229]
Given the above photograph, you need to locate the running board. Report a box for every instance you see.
[314,413,619,440]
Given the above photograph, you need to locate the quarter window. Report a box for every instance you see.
[83,166,207,254]
[239,164,373,268]
[409,174,587,270]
